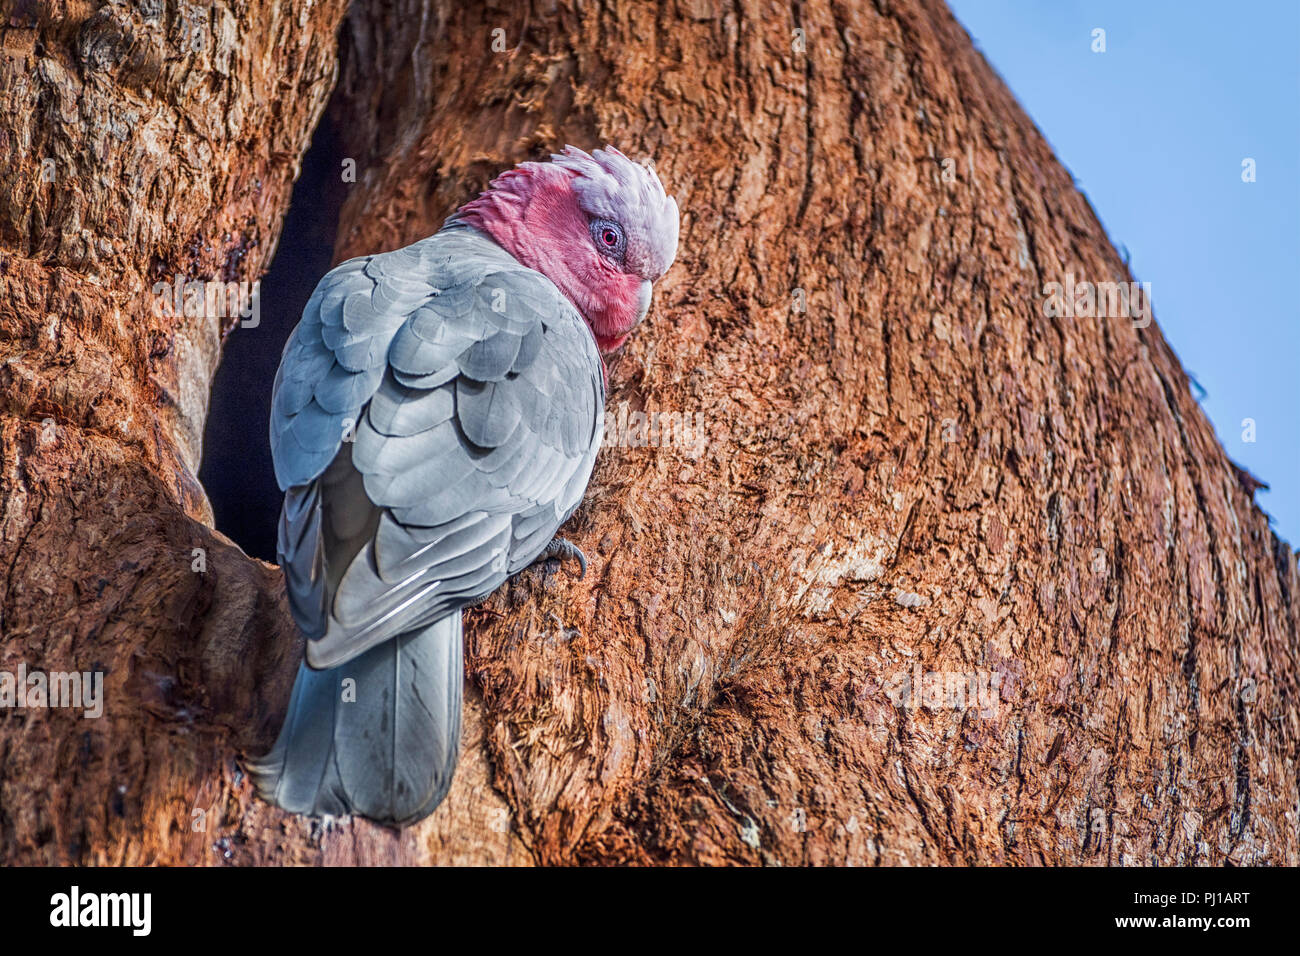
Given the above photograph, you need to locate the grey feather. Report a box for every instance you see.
[457,329,522,381]
[313,362,385,415]
[391,362,461,391]
[366,378,455,437]
[455,377,522,448]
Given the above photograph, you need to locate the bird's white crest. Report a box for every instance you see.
[551,145,680,280]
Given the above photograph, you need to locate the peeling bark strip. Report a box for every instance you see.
[0,0,1293,866]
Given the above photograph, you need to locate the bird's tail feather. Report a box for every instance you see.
[249,614,462,828]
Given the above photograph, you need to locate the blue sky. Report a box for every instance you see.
[947,0,1300,545]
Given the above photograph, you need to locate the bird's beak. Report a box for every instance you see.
[635,280,653,325]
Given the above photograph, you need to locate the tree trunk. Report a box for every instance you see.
[2,0,1295,866]
[0,0,347,863]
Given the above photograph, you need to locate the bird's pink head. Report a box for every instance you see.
[456,146,680,352]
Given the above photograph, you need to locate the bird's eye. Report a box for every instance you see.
[589,219,626,260]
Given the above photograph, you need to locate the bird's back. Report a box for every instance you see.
[270,222,605,670]
[251,223,605,826]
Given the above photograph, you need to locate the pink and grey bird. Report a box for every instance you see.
[249,147,679,826]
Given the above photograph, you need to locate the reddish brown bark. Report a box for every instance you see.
[0,0,1294,865]
[0,0,347,863]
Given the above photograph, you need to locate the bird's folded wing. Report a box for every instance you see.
[269,225,605,668]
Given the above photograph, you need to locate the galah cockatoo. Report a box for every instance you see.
[250,147,679,826]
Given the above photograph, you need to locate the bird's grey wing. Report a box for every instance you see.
[300,227,605,669]
[270,241,441,640]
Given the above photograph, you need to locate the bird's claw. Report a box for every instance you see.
[537,537,588,580]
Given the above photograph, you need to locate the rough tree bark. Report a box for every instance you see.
[1,0,1295,866]
[0,0,347,863]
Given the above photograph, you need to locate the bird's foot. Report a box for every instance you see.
[534,537,588,580]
